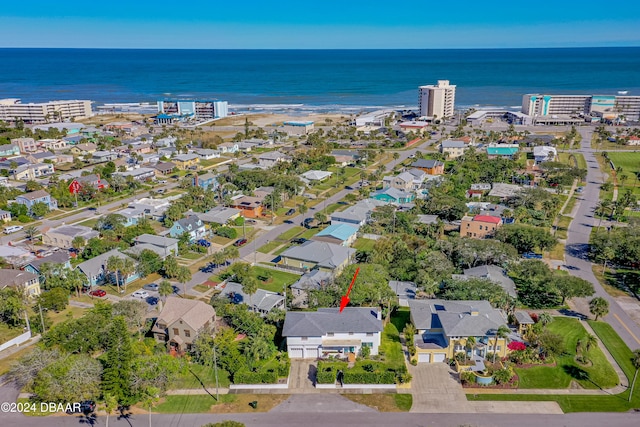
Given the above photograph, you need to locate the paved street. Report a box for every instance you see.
[564,130,640,349]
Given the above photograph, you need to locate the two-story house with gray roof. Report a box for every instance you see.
[282,307,383,359]
[15,190,58,212]
[409,299,510,364]
[217,281,285,316]
[279,240,355,275]
[169,216,206,242]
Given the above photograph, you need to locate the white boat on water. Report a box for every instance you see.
[618,91,629,95]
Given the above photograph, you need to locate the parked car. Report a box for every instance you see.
[576,187,584,193]
[337,201,349,205]
[171,285,180,294]
[89,289,106,297]
[67,400,96,415]
[157,180,167,184]
[291,237,307,244]
[246,219,257,224]
[522,252,543,259]
[3,225,23,234]
[283,220,294,224]
[285,208,296,216]
[171,174,180,179]
[132,290,149,299]
[143,283,159,291]
[196,239,211,247]
[234,238,248,247]
[146,296,159,306]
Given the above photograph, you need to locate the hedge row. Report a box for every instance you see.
[234,370,278,384]
[343,371,396,384]
[316,371,336,384]
[277,359,290,378]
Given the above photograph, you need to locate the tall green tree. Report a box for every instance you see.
[589,297,609,321]
[101,316,135,405]
[554,275,594,305]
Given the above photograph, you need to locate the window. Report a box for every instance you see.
[327,333,334,337]
[184,330,190,338]
[366,333,373,337]
[348,332,354,336]
[301,337,308,341]
[173,328,179,336]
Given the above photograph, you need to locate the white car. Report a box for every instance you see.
[3,225,24,234]
[132,290,149,299]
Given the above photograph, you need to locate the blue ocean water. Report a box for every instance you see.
[0,48,639,113]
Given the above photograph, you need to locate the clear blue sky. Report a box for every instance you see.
[1,0,639,48]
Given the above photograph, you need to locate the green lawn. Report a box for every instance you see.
[170,363,231,389]
[76,218,99,228]
[353,238,376,252]
[390,307,411,333]
[379,323,405,371]
[608,152,640,196]
[179,251,205,260]
[278,226,305,241]
[251,266,301,292]
[273,244,293,256]
[555,215,572,240]
[154,394,236,413]
[515,317,618,389]
[257,240,283,254]
[0,323,23,343]
[468,318,640,412]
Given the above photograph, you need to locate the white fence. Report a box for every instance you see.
[0,330,32,353]
[229,377,289,390]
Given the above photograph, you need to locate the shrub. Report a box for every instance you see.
[276,356,290,378]
[410,358,418,366]
[460,371,475,384]
[343,371,395,384]
[217,226,237,239]
[316,371,336,384]
[233,369,277,384]
[360,345,371,358]
[233,217,245,226]
[492,367,514,384]
[507,341,526,351]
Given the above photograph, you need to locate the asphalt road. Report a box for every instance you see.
[564,129,640,349]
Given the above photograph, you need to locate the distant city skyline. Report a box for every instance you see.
[1,0,639,49]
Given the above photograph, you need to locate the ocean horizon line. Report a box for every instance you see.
[2,46,640,51]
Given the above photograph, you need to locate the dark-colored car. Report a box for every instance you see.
[283,220,294,224]
[67,400,96,414]
[291,237,307,244]
[337,201,349,205]
[522,252,543,259]
[89,289,106,297]
[234,238,248,247]
[196,239,211,247]
[172,285,180,294]
[146,296,159,306]
[170,174,179,179]
[285,208,296,216]
[143,283,159,291]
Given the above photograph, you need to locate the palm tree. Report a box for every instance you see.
[67,268,88,297]
[584,334,598,352]
[492,325,511,363]
[589,297,610,321]
[595,200,612,229]
[158,280,173,302]
[23,225,39,242]
[619,173,628,187]
[71,236,86,251]
[242,277,258,311]
[630,349,640,402]
[538,312,554,327]
[119,258,136,294]
[176,266,191,296]
[223,246,240,263]
[465,336,476,361]
[106,256,124,294]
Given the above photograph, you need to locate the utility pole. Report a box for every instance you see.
[38,304,45,333]
[213,344,220,402]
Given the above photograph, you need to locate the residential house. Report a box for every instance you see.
[331,150,361,166]
[627,136,640,146]
[486,143,519,159]
[131,234,179,259]
[258,151,292,168]
[24,251,71,282]
[229,196,263,218]
[398,120,430,133]
[0,156,29,170]
[405,168,431,190]
[410,159,445,175]
[388,280,417,307]
[26,151,57,164]
[301,170,333,182]
[13,163,55,180]
[75,174,109,191]
[533,146,558,164]
[41,224,100,249]
[0,143,21,156]
[467,183,492,199]
[127,197,171,221]
[70,143,98,156]
[409,299,510,363]
[154,136,177,147]
[15,190,58,212]
[169,216,206,242]
[330,199,386,228]
[173,153,200,170]
[460,215,503,239]
[440,140,468,159]
[193,148,221,160]
[152,296,216,353]
[139,153,160,165]
[383,171,414,191]
[236,142,254,152]
[113,167,156,182]
[76,249,139,287]
[283,121,314,136]
[453,265,517,298]
[514,311,535,335]
[38,139,68,151]
[154,162,177,176]
[290,269,333,308]
[0,269,41,298]
[114,207,146,227]
[0,209,11,223]
[370,187,415,205]
[0,245,34,268]
[55,153,73,164]
[279,240,355,275]
[12,137,38,153]
[218,142,239,154]
[282,307,383,359]
[195,207,241,226]
[91,151,118,163]
[488,183,523,200]
[193,172,218,191]
[157,147,177,158]
[218,282,285,316]
[311,223,358,247]
[129,143,153,155]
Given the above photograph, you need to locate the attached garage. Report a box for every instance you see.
[418,353,431,363]
[433,353,446,363]
[289,347,303,359]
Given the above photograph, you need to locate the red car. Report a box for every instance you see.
[234,238,248,247]
[89,289,107,297]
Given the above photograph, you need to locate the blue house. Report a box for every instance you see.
[114,207,145,227]
[76,249,140,287]
[169,216,206,242]
[312,223,359,247]
[193,172,218,191]
[370,188,415,205]
[15,190,58,212]
[24,252,72,282]
[0,144,20,157]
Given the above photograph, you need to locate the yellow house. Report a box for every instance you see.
[409,299,511,364]
[0,269,41,299]
[173,153,200,170]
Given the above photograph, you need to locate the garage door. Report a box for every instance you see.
[289,347,303,358]
[418,353,431,363]
[433,353,446,363]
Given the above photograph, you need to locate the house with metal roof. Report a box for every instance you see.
[311,223,358,247]
[282,307,383,359]
[440,140,468,159]
[486,143,519,159]
[409,299,510,364]
[410,159,445,175]
[195,206,241,225]
[217,281,284,316]
[301,170,333,182]
[76,249,139,287]
[452,264,517,298]
[533,146,558,164]
[370,187,415,205]
[279,240,355,275]
[131,234,179,259]
[329,199,386,228]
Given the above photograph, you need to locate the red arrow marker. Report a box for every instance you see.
[339,267,360,313]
